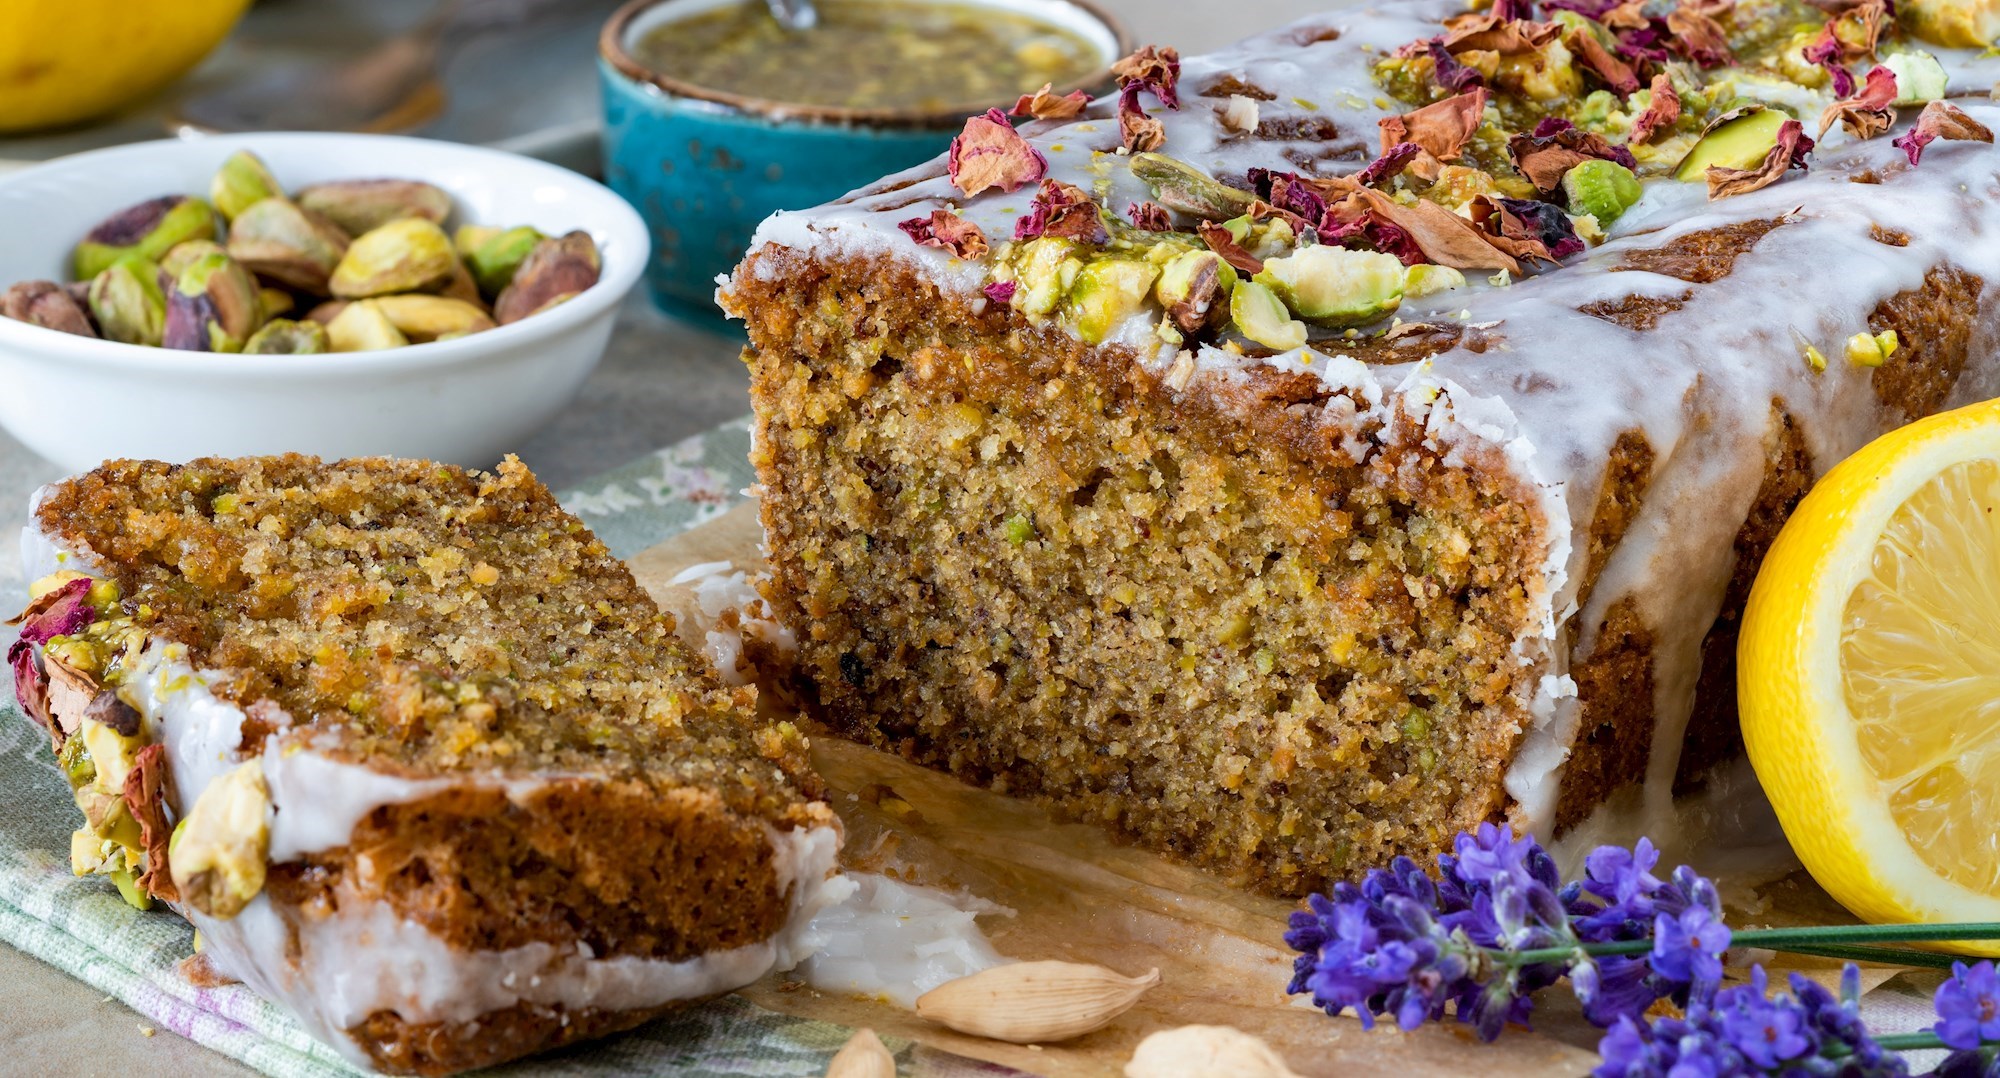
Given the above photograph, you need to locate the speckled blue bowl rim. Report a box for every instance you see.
[598,0,1132,130]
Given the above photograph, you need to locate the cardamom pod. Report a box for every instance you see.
[913,960,1159,1044]
[1123,1024,1300,1078]
[823,1027,895,1078]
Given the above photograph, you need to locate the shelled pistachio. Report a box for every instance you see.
[86,255,167,346]
[493,230,602,324]
[227,198,351,295]
[163,251,262,353]
[210,150,282,222]
[243,319,331,355]
[2,281,97,338]
[330,218,459,298]
[297,179,452,236]
[72,196,221,281]
[325,299,410,351]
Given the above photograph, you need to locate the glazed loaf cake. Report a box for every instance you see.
[8,456,842,1075]
[724,0,2000,894]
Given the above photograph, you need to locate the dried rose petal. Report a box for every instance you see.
[1802,30,1856,97]
[125,742,179,902]
[1493,197,1586,260]
[1706,119,1814,198]
[1894,101,1996,165]
[1013,179,1108,244]
[1118,83,1168,153]
[1378,88,1490,160]
[1427,39,1487,92]
[1602,0,1653,30]
[1247,168,1329,224]
[1443,14,1562,54]
[1568,27,1641,96]
[1684,0,1736,16]
[947,108,1048,197]
[1542,0,1622,16]
[1196,220,1264,275]
[1627,73,1682,144]
[1127,201,1175,231]
[983,280,1018,305]
[1011,83,1094,120]
[1831,0,1890,60]
[1492,0,1537,20]
[1665,7,1734,67]
[9,577,97,645]
[1330,190,1520,273]
[1817,64,1898,140]
[899,210,990,259]
[1357,142,1426,188]
[1111,45,1182,109]
[1508,120,1638,191]
[8,639,51,736]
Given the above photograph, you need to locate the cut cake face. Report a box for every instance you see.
[11,455,843,1075]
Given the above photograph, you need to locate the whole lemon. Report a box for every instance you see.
[0,0,254,133]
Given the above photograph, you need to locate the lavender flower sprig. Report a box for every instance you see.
[1285,825,1730,1038]
[1285,825,2000,1060]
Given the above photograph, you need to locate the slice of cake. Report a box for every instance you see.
[723,0,2000,894]
[8,456,843,1076]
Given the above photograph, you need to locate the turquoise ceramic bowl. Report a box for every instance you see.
[598,0,1126,319]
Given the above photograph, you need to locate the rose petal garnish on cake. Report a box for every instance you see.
[1109,45,1181,109]
[1354,143,1428,190]
[1117,84,1168,153]
[1013,179,1108,244]
[1009,83,1093,120]
[1803,27,1857,96]
[1507,117,1638,193]
[1246,168,1329,225]
[1705,119,1814,199]
[1626,73,1682,145]
[124,743,177,901]
[1565,26,1641,96]
[1830,0,1890,59]
[1112,45,1181,153]
[898,210,990,259]
[1818,65,1898,140]
[1473,196,1584,263]
[1127,201,1174,231]
[981,280,1017,305]
[1893,100,1996,165]
[1196,220,1264,275]
[946,108,1047,197]
[1424,39,1488,92]
[1664,6,1734,67]
[1376,87,1488,161]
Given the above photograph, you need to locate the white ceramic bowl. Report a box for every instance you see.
[0,132,648,473]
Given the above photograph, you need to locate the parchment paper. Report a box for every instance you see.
[632,503,1905,1078]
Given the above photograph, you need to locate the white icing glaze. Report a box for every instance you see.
[667,559,800,686]
[793,871,1010,1008]
[730,0,2000,839]
[191,822,845,1069]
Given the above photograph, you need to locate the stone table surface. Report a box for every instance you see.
[0,0,1334,1072]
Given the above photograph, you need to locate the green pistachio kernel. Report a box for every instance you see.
[1003,513,1035,545]
[1561,159,1643,227]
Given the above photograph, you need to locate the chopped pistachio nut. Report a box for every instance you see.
[1846,329,1901,367]
[1253,246,1405,327]
[1561,160,1643,226]
[1229,279,1308,351]
[169,759,272,919]
[1883,51,1950,105]
[1804,343,1829,371]
[1404,264,1467,299]
[1673,107,1791,182]
[1002,513,1035,545]
[1068,258,1160,344]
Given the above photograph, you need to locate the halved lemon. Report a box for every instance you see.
[1742,398,2000,953]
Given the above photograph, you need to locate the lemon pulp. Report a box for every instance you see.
[1842,458,2000,895]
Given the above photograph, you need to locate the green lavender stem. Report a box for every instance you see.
[1509,922,2000,968]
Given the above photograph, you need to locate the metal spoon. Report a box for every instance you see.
[767,0,819,31]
